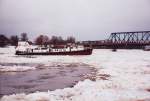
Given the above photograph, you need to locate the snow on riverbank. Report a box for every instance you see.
[0,47,150,101]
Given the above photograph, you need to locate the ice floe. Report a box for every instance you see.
[0,47,150,101]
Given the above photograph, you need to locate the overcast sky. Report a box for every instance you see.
[0,0,150,41]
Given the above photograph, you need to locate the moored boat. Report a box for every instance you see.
[15,41,93,55]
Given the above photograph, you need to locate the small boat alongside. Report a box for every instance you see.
[15,41,93,55]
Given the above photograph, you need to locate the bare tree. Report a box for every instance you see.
[0,34,9,47]
[43,35,49,45]
[10,35,19,46]
[49,36,65,45]
[49,36,58,45]
[66,36,75,43]
[35,35,76,45]
[21,33,28,41]
[35,35,49,45]
[57,36,65,44]
[35,35,43,45]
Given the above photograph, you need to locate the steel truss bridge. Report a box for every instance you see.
[81,31,150,49]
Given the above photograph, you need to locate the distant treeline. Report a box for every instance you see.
[0,33,76,47]
[35,35,75,45]
[0,34,19,47]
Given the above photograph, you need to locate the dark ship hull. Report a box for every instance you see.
[16,48,93,55]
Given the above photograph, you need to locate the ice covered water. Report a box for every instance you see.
[0,47,150,101]
[0,63,96,96]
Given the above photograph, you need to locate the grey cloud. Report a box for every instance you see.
[0,0,150,41]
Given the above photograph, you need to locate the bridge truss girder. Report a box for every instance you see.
[109,31,150,44]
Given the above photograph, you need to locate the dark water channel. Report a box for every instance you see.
[0,64,96,97]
